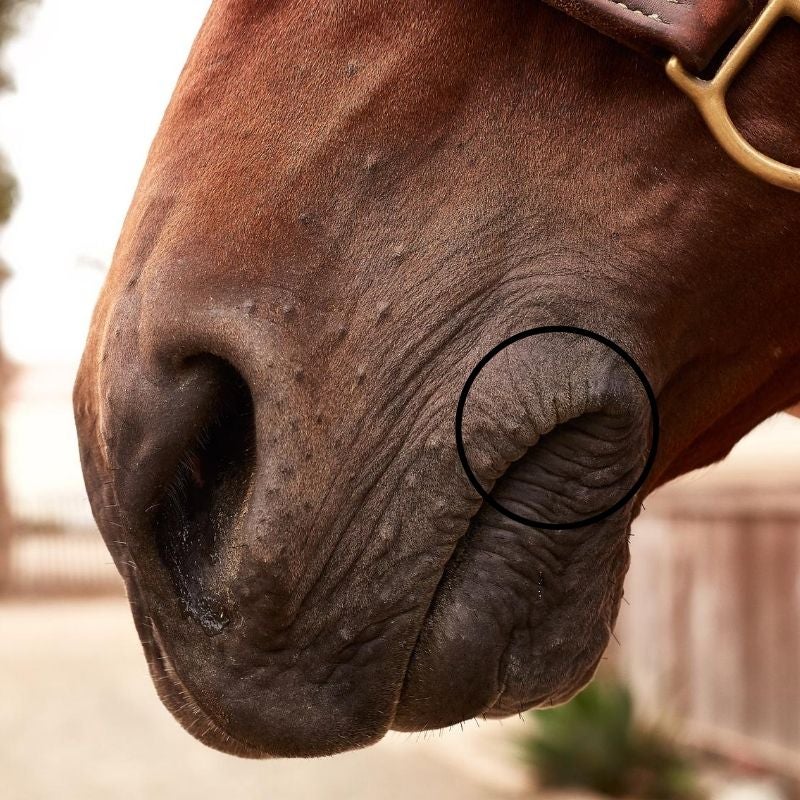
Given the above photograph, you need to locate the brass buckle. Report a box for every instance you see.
[666,0,800,192]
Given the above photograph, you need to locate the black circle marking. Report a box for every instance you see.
[455,326,660,530]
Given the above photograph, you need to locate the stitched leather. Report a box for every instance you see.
[541,0,754,71]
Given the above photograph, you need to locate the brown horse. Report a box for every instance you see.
[74,0,800,758]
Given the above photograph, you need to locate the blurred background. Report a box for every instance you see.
[0,2,797,799]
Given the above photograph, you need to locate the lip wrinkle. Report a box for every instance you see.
[394,499,503,725]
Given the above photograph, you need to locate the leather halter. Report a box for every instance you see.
[543,0,800,192]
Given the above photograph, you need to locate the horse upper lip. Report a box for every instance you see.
[122,491,499,754]
[127,576,266,758]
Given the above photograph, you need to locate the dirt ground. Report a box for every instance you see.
[0,597,531,800]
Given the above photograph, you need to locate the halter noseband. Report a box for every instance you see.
[544,0,800,192]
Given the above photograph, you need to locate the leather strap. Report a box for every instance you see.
[541,0,754,71]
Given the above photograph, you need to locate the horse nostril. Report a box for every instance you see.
[152,356,256,635]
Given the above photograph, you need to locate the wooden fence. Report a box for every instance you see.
[616,482,800,776]
[6,530,121,595]
[0,492,121,595]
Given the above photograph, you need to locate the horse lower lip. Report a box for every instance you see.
[394,466,635,731]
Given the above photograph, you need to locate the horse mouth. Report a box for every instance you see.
[117,408,639,757]
[126,497,629,758]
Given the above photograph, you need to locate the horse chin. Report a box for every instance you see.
[392,506,632,731]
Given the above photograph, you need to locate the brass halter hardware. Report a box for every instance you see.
[666,0,800,193]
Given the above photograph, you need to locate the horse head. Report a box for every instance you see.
[74,0,800,757]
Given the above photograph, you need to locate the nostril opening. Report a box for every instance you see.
[153,355,256,635]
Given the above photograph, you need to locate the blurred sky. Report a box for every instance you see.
[0,0,211,365]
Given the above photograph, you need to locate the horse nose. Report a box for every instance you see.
[93,351,257,635]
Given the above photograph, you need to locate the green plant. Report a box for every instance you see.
[519,676,704,799]
[1,0,37,226]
